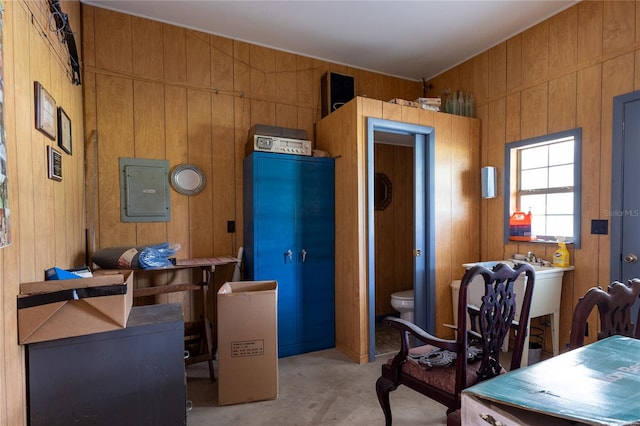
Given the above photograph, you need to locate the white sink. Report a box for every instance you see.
[462,259,573,273]
[459,260,574,367]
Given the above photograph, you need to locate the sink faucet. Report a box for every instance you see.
[525,251,537,263]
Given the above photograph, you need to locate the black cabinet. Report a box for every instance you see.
[26,304,186,426]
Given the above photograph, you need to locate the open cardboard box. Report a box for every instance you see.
[217,280,278,406]
[17,270,133,344]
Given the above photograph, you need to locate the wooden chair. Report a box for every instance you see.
[376,262,536,424]
[569,279,640,349]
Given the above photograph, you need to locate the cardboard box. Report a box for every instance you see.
[217,280,278,406]
[17,270,133,344]
[388,98,420,108]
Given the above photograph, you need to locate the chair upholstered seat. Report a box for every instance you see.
[387,346,506,395]
[393,357,482,395]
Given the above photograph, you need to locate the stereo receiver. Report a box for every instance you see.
[246,135,312,156]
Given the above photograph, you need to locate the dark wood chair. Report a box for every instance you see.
[569,278,640,349]
[376,262,536,424]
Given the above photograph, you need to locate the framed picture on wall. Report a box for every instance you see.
[47,146,62,181]
[35,81,56,140]
[57,107,72,155]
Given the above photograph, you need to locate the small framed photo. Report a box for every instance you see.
[35,81,56,140]
[57,107,72,155]
[47,146,62,181]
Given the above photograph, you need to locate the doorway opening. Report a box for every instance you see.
[367,118,435,361]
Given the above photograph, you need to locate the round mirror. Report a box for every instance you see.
[374,173,392,210]
[170,164,206,195]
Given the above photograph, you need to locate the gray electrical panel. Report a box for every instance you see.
[119,157,170,222]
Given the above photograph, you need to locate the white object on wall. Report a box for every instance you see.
[481,166,497,199]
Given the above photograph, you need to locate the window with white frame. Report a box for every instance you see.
[504,128,582,248]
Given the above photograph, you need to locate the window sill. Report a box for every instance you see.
[506,238,574,245]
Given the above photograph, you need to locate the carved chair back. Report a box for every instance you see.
[569,279,640,349]
[456,262,536,389]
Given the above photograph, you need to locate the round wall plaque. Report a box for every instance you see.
[170,164,206,195]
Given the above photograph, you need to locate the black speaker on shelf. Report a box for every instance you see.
[321,72,355,117]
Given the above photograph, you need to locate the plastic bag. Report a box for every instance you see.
[138,243,181,269]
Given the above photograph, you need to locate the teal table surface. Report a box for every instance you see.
[463,335,640,425]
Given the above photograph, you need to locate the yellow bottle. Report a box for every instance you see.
[553,241,570,267]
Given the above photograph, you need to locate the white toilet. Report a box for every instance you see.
[390,290,414,323]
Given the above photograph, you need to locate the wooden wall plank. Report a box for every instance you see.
[132,17,163,79]
[472,51,489,105]
[211,34,234,91]
[373,143,414,317]
[233,41,251,97]
[250,99,276,127]
[401,105,420,125]
[505,93,521,143]
[165,86,189,256]
[275,103,297,129]
[94,8,132,74]
[571,63,602,347]
[4,2,25,424]
[212,94,236,256]
[433,112,453,337]
[450,117,471,274]
[296,55,314,108]
[251,45,276,101]
[30,22,52,277]
[485,99,506,260]
[602,1,636,55]
[186,30,211,87]
[577,1,603,63]
[381,102,402,121]
[374,143,396,317]
[133,81,166,247]
[522,22,549,84]
[234,96,250,249]
[96,75,135,248]
[548,73,577,133]
[506,35,523,91]
[458,61,474,94]
[548,7,578,75]
[163,24,186,84]
[275,50,297,105]
[133,81,165,160]
[186,89,213,257]
[52,59,67,268]
[520,83,548,139]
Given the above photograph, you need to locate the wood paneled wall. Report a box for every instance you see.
[374,143,414,317]
[81,5,421,314]
[430,0,640,352]
[316,97,480,363]
[1,1,85,424]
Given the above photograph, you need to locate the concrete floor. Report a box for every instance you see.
[185,348,448,426]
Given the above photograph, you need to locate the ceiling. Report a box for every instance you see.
[81,0,579,81]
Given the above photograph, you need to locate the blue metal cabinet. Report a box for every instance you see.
[244,152,335,357]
